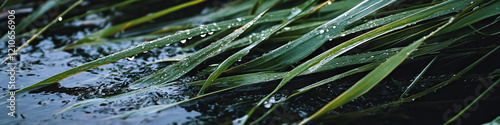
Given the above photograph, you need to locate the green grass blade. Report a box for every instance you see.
[0,0,70,41]
[400,56,438,98]
[228,0,389,73]
[129,3,271,88]
[57,70,287,114]
[228,0,463,73]
[197,0,314,96]
[298,0,475,75]
[252,63,378,124]
[365,18,445,51]
[257,0,476,112]
[403,45,500,102]
[483,116,500,125]
[63,0,206,49]
[180,29,230,51]
[444,78,500,125]
[249,0,266,15]
[13,1,315,96]
[56,38,456,114]
[58,0,139,25]
[234,0,398,124]
[439,0,500,34]
[299,16,456,124]
[1,0,83,64]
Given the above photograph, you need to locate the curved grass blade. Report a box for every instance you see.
[400,56,438,98]
[129,4,271,88]
[60,34,169,50]
[302,0,476,74]
[0,0,8,10]
[10,2,307,97]
[180,29,230,51]
[197,0,314,96]
[118,0,253,39]
[234,0,398,124]
[439,0,500,34]
[251,1,477,116]
[228,0,388,73]
[483,116,500,125]
[251,63,378,124]
[57,71,287,114]
[25,0,140,37]
[403,45,500,102]
[0,0,70,41]
[228,1,453,73]
[334,45,500,120]
[365,18,445,51]
[1,0,83,64]
[299,16,456,124]
[62,0,206,49]
[238,0,475,74]
[58,0,139,25]
[444,78,500,125]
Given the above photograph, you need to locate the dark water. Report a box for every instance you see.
[1,0,499,125]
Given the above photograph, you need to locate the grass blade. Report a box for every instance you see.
[400,56,438,98]
[2,0,83,64]
[0,0,71,41]
[0,0,9,10]
[12,1,310,96]
[444,78,500,125]
[129,2,271,88]
[249,0,266,15]
[57,38,458,115]
[63,0,206,49]
[228,0,387,73]
[58,0,139,25]
[403,45,500,102]
[299,16,456,124]
[197,0,314,95]
[439,0,500,34]
[234,0,398,124]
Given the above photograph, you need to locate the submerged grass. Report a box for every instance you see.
[3,0,500,124]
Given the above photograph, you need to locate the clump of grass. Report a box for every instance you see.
[2,0,499,124]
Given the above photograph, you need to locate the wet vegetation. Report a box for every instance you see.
[1,0,500,124]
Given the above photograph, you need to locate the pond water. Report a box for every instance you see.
[1,0,499,125]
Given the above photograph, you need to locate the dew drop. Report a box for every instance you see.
[180,39,187,44]
[58,17,62,21]
[201,34,207,37]
[236,18,242,22]
[208,32,214,35]
[327,1,332,5]
[284,27,291,30]
[332,26,337,29]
